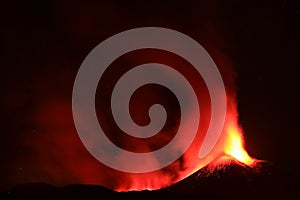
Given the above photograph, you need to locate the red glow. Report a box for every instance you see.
[25,94,257,192]
[20,59,258,192]
[2,1,262,193]
[18,24,257,193]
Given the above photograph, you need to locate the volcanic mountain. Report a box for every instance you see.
[1,156,298,200]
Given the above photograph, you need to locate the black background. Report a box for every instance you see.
[0,0,299,196]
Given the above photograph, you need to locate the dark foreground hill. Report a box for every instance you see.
[1,160,299,200]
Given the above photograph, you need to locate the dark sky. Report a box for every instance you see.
[0,0,299,190]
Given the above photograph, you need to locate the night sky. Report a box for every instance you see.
[1,0,299,192]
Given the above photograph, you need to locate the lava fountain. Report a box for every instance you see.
[224,123,255,166]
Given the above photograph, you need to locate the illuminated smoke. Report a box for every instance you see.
[15,2,259,192]
[20,44,257,192]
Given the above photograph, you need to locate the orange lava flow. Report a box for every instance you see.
[223,124,255,166]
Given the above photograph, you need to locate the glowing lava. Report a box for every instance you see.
[224,124,255,166]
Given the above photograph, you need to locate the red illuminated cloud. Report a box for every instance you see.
[22,44,255,191]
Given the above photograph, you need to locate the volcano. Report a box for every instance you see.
[1,158,298,200]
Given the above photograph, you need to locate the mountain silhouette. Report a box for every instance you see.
[1,158,298,200]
